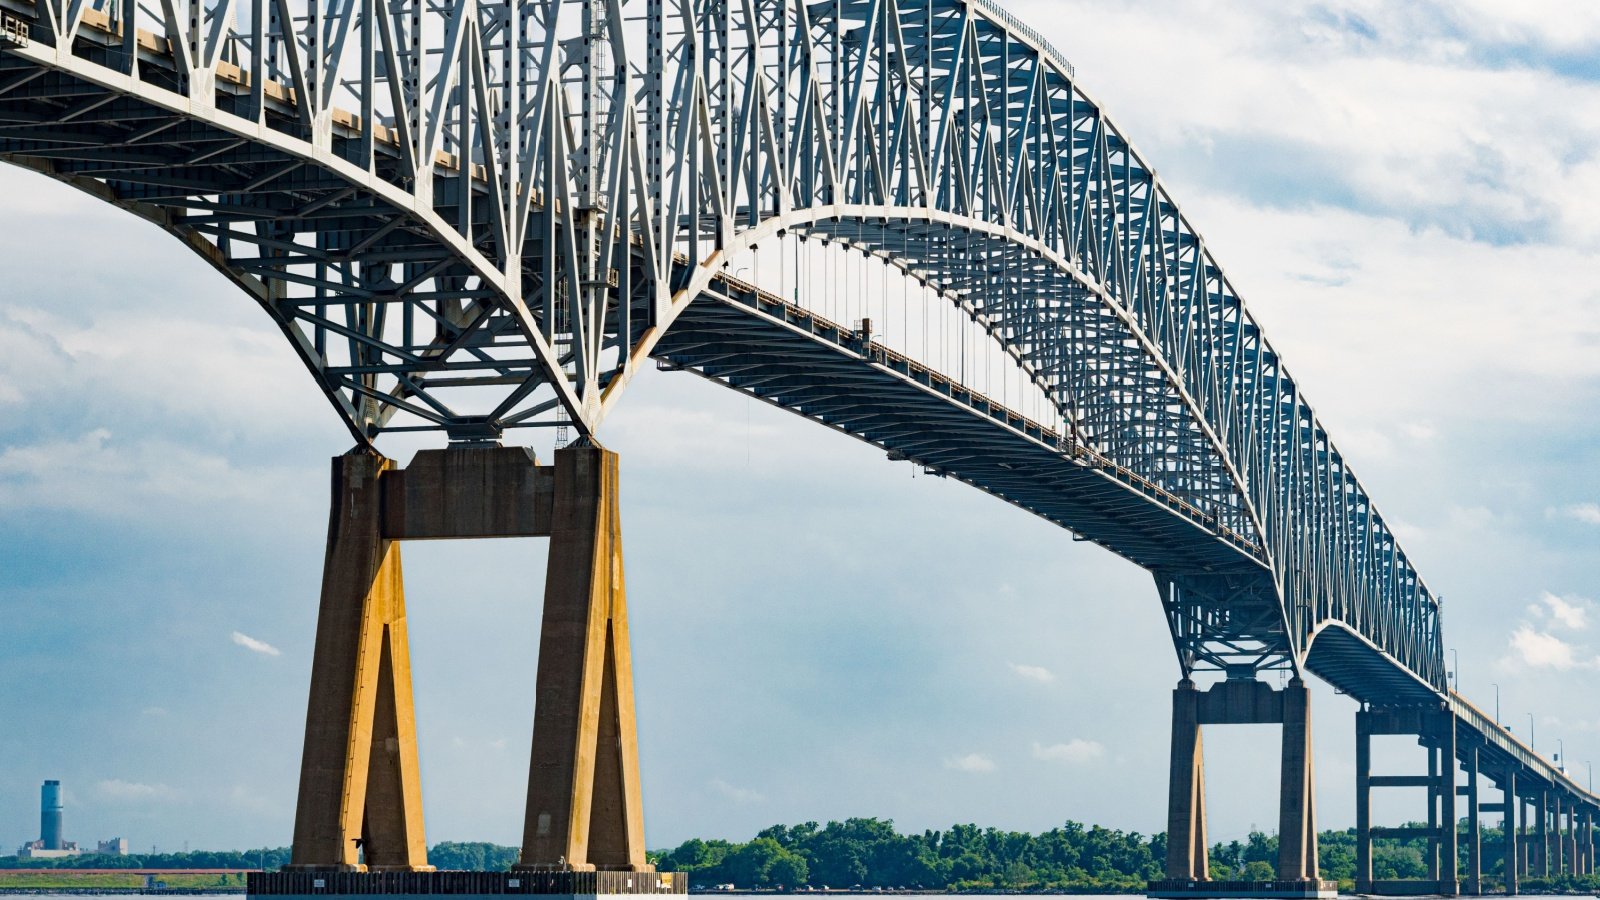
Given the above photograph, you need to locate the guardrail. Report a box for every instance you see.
[969,0,1075,80]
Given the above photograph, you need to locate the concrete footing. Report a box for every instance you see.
[249,870,684,900]
[1147,878,1336,899]
[279,443,657,881]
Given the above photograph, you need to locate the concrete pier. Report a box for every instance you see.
[274,444,660,896]
[517,446,651,873]
[1503,770,1519,897]
[1465,744,1481,895]
[1151,677,1334,900]
[1353,705,1460,896]
[288,452,430,872]
[1164,680,1207,882]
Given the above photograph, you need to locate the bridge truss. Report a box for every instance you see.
[0,0,1442,693]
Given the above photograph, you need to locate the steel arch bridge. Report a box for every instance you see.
[0,0,1444,698]
[25,0,1600,836]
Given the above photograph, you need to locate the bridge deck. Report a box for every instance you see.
[663,280,1457,707]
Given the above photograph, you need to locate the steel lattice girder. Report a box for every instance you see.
[0,0,1442,696]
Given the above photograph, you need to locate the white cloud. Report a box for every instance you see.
[1402,422,1437,442]
[1506,626,1577,670]
[98,779,176,801]
[1540,593,1590,630]
[1558,503,1600,525]
[708,778,764,804]
[1008,662,1056,684]
[945,753,997,773]
[226,783,280,815]
[1032,739,1105,765]
[0,428,307,517]
[231,631,281,657]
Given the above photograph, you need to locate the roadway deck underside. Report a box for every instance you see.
[656,285,1265,580]
[660,286,1464,707]
[1304,624,1438,705]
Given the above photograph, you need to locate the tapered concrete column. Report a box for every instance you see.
[1277,678,1317,881]
[1355,710,1373,893]
[517,444,651,873]
[1165,680,1208,880]
[1502,771,1518,896]
[1466,745,1481,895]
[289,452,431,872]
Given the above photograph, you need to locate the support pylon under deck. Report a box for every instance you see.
[289,452,431,872]
[1149,678,1335,900]
[271,444,672,898]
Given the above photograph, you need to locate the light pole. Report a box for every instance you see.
[1451,648,1459,691]
[1557,739,1565,773]
[1529,713,1536,751]
[1492,683,1500,726]
[1587,761,1592,792]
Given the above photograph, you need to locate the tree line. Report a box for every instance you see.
[657,819,1600,893]
[7,822,1599,893]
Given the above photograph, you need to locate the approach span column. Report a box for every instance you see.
[1428,735,1442,882]
[1440,712,1460,895]
[517,443,652,873]
[1503,769,1519,897]
[1466,743,1481,895]
[289,451,431,871]
[1356,709,1373,894]
[1564,797,1577,875]
[1586,808,1596,875]
[1537,790,1550,877]
[1165,680,1208,881]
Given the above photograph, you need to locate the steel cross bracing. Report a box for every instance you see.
[0,0,1444,696]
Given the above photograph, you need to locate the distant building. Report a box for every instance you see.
[17,838,82,859]
[41,780,64,850]
[14,781,129,858]
[17,781,81,859]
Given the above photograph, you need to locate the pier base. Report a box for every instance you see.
[1147,879,1336,899]
[249,870,684,900]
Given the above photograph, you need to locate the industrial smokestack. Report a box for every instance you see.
[41,781,64,850]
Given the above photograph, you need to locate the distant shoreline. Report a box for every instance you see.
[0,883,241,890]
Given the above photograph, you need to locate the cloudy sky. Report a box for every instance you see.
[3,0,1599,857]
